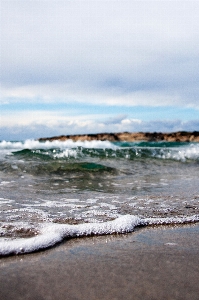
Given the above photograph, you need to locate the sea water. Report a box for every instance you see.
[0,139,199,255]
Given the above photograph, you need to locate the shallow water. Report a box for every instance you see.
[0,139,199,255]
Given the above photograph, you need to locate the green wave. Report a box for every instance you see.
[11,142,199,162]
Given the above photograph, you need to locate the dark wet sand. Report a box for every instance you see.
[0,224,199,300]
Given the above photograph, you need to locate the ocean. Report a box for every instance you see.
[0,139,199,255]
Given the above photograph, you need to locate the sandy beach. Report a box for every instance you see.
[0,224,199,300]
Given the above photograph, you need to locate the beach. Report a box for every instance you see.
[1,224,199,300]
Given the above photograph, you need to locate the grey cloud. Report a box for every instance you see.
[1,1,199,108]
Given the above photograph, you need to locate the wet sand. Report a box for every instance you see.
[0,224,199,300]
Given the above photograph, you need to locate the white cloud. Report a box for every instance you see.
[121,119,141,125]
[0,109,106,127]
[1,111,199,141]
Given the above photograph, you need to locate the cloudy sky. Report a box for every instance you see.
[0,0,199,140]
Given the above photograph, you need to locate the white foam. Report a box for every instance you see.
[26,200,85,209]
[54,149,78,159]
[0,181,11,186]
[155,144,199,161]
[143,215,199,226]
[0,215,137,255]
[0,214,199,256]
[0,139,116,151]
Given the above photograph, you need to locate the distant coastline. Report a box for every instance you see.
[39,131,199,142]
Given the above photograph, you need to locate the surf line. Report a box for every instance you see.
[1,214,199,256]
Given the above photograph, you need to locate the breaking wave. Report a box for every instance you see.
[0,139,199,162]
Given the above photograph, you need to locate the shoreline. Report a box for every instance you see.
[1,224,199,300]
[38,131,199,143]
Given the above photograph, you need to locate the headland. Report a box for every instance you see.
[39,131,199,142]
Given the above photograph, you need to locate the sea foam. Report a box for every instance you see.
[0,214,199,256]
[0,139,116,151]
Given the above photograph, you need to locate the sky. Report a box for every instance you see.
[0,0,199,140]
